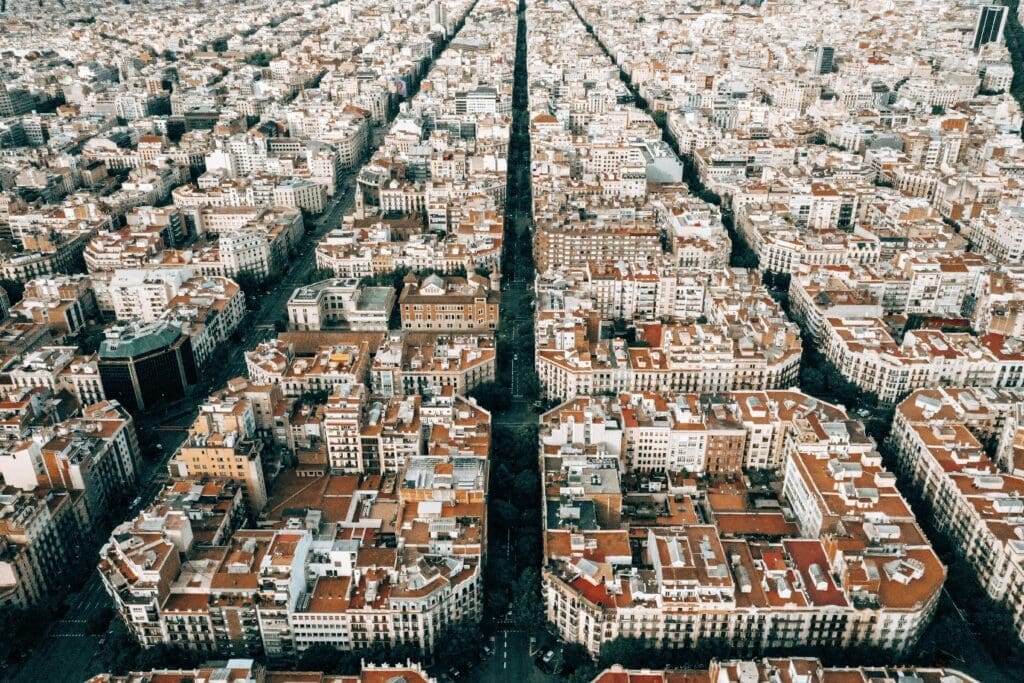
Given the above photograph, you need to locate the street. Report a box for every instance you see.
[9,140,368,683]
[12,415,190,683]
[463,630,557,683]
[13,574,107,682]
[216,175,358,385]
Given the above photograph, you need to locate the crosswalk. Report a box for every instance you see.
[47,619,90,638]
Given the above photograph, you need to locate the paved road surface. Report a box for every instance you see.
[10,159,363,683]
[463,630,556,683]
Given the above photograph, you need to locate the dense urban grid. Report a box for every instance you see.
[2,0,1024,682]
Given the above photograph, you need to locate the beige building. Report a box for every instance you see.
[286,278,395,332]
[371,333,496,398]
[12,275,97,336]
[819,317,1024,404]
[536,316,801,402]
[245,338,370,398]
[399,272,500,333]
[170,398,268,512]
[86,659,436,683]
[888,387,1024,642]
[540,391,943,657]
[0,487,89,609]
[590,660,977,683]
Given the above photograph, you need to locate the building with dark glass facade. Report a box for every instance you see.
[97,321,198,413]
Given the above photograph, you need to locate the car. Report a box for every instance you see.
[130,496,142,508]
[483,646,492,656]
[542,650,555,664]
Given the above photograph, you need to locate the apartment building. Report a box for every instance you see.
[245,338,370,398]
[12,274,97,336]
[97,479,249,651]
[398,273,500,333]
[534,212,663,275]
[965,208,1024,264]
[539,390,943,656]
[29,400,143,521]
[819,317,1024,404]
[590,660,977,683]
[371,333,496,398]
[101,457,487,658]
[535,316,801,401]
[83,226,167,274]
[286,278,395,332]
[973,267,1024,337]
[169,397,269,512]
[737,204,881,276]
[86,659,436,683]
[0,487,89,609]
[108,267,193,322]
[0,345,104,406]
[214,377,295,453]
[888,387,1024,642]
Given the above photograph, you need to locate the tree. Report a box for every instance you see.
[490,499,520,529]
[0,606,49,664]
[297,389,331,407]
[134,643,201,671]
[361,266,411,292]
[490,462,514,495]
[304,267,335,285]
[86,606,114,635]
[485,580,511,619]
[298,643,354,673]
[467,381,511,413]
[233,270,264,295]
[433,620,480,670]
[569,664,602,683]
[245,51,273,67]
[519,369,541,400]
[598,636,650,669]
[511,567,545,634]
[76,327,108,355]
[512,469,539,505]
[99,625,141,674]
[509,569,544,634]
[514,531,541,570]
[486,553,516,592]
[0,279,25,305]
[561,643,596,677]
